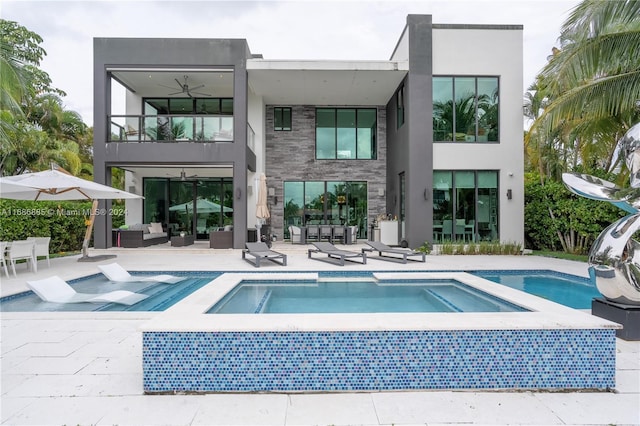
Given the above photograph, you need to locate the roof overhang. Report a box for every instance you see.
[247,59,408,105]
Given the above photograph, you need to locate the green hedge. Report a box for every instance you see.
[0,199,125,254]
[524,176,624,253]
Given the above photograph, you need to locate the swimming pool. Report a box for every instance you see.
[0,269,598,311]
[208,279,528,313]
[472,270,598,309]
[141,271,619,393]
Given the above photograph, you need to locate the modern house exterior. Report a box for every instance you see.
[92,14,524,250]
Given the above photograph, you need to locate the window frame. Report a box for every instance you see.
[396,85,405,129]
[432,76,499,143]
[274,107,292,131]
[314,107,377,160]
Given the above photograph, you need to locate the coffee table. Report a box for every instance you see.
[170,235,195,247]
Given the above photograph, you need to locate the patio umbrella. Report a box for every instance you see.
[256,173,270,221]
[0,167,142,261]
[255,173,270,242]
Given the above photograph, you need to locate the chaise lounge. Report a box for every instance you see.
[308,242,367,266]
[98,262,185,284]
[27,276,149,305]
[242,242,287,268]
[362,241,426,263]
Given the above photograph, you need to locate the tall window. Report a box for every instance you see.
[432,170,499,242]
[432,76,499,142]
[283,180,368,238]
[315,108,376,159]
[274,107,292,131]
[397,85,405,128]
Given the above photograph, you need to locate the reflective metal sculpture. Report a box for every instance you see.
[562,122,640,305]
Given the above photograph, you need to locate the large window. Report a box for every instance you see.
[143,177,233,239]
[283,181,368,238]
[316,108,376,159]
[433,77,498,142]
[432,170,498,242]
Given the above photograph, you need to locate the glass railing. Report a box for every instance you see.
[109,114,234,142]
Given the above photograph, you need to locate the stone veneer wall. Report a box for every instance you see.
[265,105,387,240]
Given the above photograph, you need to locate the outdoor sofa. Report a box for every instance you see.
[117,223,170,248]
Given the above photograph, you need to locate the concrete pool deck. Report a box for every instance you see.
[1,242,639,425]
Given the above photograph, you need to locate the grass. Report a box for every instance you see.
[532,250,588,262]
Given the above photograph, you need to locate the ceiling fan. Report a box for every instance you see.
[167,169,198,181]
[160,75,212,97]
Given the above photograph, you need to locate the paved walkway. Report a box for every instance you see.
[1,242,639,425]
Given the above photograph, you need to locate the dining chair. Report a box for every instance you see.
[7,240,37,277]
[319,225,333,243]
[442,220,453,241]
[0,242,10,277]
[288,226,304,244]
[306,225,319,242]
[331,225,345,244]
[455,219,466,242]
[27,237,51,267]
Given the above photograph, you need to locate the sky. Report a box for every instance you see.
[3,0,582,127]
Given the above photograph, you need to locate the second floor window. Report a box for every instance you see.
[397,85,405,128]
[316,108,377,160]
[274,107,292,131]
[433,76,499,143]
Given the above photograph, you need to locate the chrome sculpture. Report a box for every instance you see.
[562,122,640,305]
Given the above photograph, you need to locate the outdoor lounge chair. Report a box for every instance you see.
[98,262,185,284]
[362,241,426,264]
[26,275,149,305]
[308,242,367,266]
[242,242,287,268]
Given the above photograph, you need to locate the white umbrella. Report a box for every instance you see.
[0,167,142,261]
[255,174,270,242]
[169,198,233,214]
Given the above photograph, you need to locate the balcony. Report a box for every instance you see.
[109,114,234,143]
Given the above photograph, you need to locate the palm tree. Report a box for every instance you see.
[535,0,640,130]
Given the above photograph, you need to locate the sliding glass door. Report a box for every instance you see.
[283,180,367,239]
[144,177,233,239]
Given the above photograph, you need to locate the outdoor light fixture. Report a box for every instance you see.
[236,188,242,199]
[507,189,512,200]
[424,188,429,201]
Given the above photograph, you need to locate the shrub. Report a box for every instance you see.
[0,199,124,253]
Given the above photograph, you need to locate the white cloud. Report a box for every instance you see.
[3,0,580,126]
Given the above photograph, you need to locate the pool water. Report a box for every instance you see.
[0,273,220,312]
[208,279,528,314]
[472,271,598,309]
[1,270,597,312]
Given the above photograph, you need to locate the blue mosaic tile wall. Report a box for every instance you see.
[143,328,616,392]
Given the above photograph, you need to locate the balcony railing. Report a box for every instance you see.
[109,114,234,143]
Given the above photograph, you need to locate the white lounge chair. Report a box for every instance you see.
[27,276,149,305]
[98,262,184,284]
